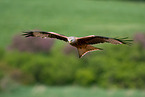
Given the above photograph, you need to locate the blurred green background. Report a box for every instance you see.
[0,0,145,97]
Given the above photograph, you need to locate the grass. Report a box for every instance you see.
[0,85,145,97]
[0,0,145,47]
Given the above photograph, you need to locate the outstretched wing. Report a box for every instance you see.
[23,31,68,42]
[77,35,132,45]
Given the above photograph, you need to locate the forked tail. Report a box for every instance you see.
[77,45,102,58]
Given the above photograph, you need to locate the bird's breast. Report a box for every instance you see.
[70,42,86,49]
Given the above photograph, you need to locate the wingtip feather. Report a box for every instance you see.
[22,31,34,37]
[115,38,133,46]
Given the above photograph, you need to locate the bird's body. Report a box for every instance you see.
[23,31,132,58]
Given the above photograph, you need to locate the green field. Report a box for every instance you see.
[0,0,145,47]
[1,0,145,97]
[0,86,145,97]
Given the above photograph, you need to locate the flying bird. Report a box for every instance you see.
[23,31,132,58]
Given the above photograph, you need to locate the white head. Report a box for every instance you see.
[67,36,77,43]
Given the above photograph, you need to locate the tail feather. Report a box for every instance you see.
[77,45,102,58]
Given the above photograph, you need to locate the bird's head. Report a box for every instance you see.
[68,36,77,43]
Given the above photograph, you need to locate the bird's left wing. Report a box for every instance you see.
[23,31,68,42]
[77,35,132,45]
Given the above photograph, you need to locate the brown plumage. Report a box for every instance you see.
[23,31,132,58]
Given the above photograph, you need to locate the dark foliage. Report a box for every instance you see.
[134,33,145,49]
[8,35,55,53]
[63,44,78,56]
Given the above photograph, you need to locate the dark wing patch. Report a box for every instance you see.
[77,35,132,45]
[23,31,68,42]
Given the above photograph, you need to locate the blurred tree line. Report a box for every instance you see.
[0,33,145,90]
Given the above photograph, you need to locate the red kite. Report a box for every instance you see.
[23,31,132,58]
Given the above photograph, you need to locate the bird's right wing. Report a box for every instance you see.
[77,35,132,45]
[23,31,68,42]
